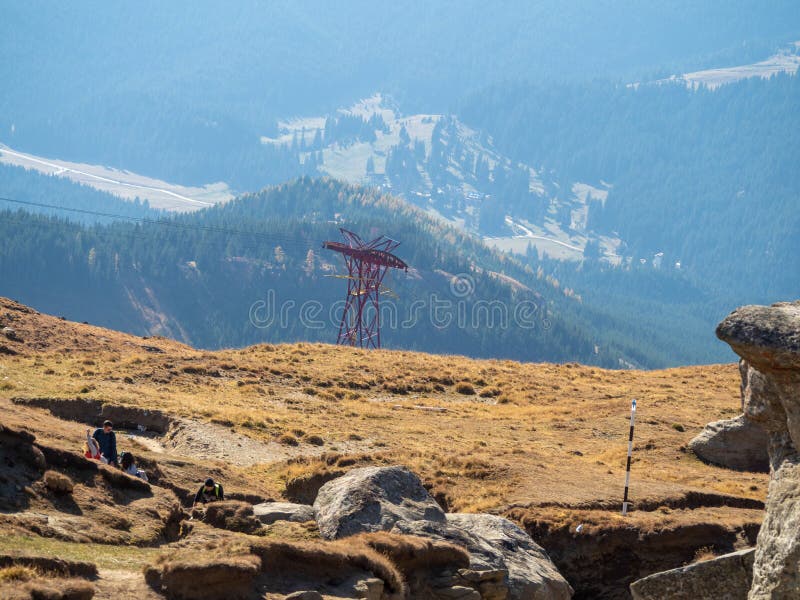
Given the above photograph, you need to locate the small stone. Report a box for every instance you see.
[435,585,482,600]
[354,577,384,600]
[285,592,323,600]
[458,568,506,583]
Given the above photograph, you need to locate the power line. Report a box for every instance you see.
[0,195,316,251]
[0,195,302,242]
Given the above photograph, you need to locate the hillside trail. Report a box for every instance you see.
[125,416,365,467]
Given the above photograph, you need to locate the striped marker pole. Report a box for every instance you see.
[622,398,637,516]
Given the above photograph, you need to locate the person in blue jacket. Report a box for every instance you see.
[92,420,118,466]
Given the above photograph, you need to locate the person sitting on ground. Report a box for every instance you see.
[119,451,148,482]
[92,420,118,466]
[192,478,224,508]
[84,428,106,462]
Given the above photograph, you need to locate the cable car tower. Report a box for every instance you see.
[323,228,407,349]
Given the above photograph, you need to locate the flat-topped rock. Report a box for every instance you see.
[716,301,800,372]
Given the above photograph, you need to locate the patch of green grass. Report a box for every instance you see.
[0,536,161,571]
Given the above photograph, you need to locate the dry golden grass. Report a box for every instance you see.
[0,577,95,600]
[0,296,768,515]
[508,504,764,536]
[0,565,36,582]
[251,537,406,596]
[355,531,470,573]
[692,546,718,563]
[0,551,98,600]
[146,529,410,598]
[43,470,74,494]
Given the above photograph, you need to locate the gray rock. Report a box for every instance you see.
[739,362,793,471]
[688,414,769,472]
[313,465,446,539]
[313,465,572,598]
[252,501,316,525]
[394,514,573,600]
[716,301,800,372]
[435,586,482,600]
[630,548,755,600]
[456,568,509,600]
[354,577,384,600]
[285,592,323,600]
[716,301,800,599]
[748,455,800,599]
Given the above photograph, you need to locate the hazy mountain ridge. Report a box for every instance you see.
[3,1,799,183]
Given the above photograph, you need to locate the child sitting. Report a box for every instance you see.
[84,428,108,463]
[119,451,148,482]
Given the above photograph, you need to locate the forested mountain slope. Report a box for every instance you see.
[2,178,672,367]
[460,72,800,302]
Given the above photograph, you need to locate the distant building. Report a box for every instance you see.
[653,252,664,268]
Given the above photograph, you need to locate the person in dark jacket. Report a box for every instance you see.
[192,478,224,508]
[92,420,118,466]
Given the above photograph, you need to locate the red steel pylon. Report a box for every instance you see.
[323,228,407,348]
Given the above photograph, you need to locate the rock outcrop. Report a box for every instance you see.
[395,514,573,600]
[314,466,446,539]
[314,465,573,599]
[689,360,770,472]
[689,414,769,472]
[629,548,755,600]
[716,300,800,599]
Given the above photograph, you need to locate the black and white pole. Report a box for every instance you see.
[622,398,637,516]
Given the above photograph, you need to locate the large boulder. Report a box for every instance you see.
[313,466,572,598]
[253,501,316,525]
[313,466,446,539]
[688,414,769,472]
[630,548,755,600]
[394,514,573,600]
[716,301,800,599]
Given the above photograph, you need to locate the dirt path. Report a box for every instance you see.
[11,394,365,468]
[94,569,162,600]
[128,417,364,467]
